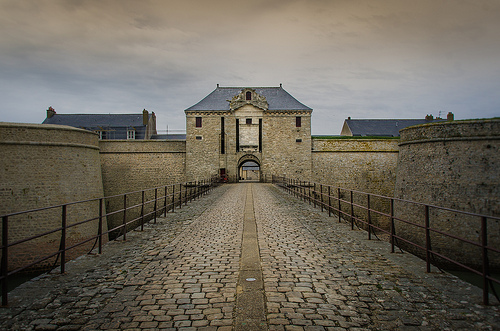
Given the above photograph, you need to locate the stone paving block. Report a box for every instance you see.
[1,184,500,331]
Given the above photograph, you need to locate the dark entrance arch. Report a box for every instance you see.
[237,154,261,182]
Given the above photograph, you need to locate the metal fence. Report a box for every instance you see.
[272,175,500,305]
[0,177,219,306]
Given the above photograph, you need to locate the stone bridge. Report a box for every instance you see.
[1,184,498,330]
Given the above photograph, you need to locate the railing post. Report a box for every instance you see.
[367,194,371,240]
[390,198,395,253]
[123,194,127,240]
[424,205,430,273]
[313,183,316,207]
[179,184,182,209]
[328,186,332,217]
[2,216,9,306]
[141,190,145,231]
[164,186,168,217]
[98,198,103,254]
[61,205,67,274]
[320,184,323,212]
[154,188,158,224]
[172,185,175,212]
[481,216,489,305]
[350,191,354,230]
[308,182,311,205]
[337,188,341,223]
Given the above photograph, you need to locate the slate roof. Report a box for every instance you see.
[343,119,445,137]
[43,114,146,127]
[42,113,150,139]
[185,86,312,111]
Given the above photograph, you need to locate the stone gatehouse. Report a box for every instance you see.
[184,85,312,182]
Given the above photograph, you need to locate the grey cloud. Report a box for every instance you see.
[1,0,500,135]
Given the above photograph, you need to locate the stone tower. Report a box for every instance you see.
[185,85,312,181]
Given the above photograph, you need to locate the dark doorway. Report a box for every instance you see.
[239,161,260,182]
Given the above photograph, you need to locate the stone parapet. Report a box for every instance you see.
[0,122,106,272]
[394,119,500,269]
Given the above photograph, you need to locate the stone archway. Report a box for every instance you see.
[237,154,261,182]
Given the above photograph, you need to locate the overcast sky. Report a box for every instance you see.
[1,0,499,134]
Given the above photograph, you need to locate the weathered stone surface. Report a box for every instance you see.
[0,183,498,330]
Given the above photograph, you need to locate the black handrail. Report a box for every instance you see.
[272,175,500,305]
[0,176,220,306]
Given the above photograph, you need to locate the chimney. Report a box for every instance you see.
[47,106,56,118]
[447,112,454,121]
[151,112,157,134]
[143,109,148,125]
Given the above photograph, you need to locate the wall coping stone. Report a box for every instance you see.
[399,118,500,144]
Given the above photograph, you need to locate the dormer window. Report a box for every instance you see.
[246,91,252,100]
[127,129,136,140]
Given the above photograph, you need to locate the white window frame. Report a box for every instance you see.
[127,130,136,140]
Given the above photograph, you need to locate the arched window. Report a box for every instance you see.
[246,91,252,100]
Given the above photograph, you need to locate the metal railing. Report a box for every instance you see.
[0,177,219,306]
[272,175,500,305]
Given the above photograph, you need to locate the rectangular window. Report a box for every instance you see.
[196,117,202,128]
[246,118,252,125]
[296,116,302,128]
[127,130,135,140]
[196,136,202,140]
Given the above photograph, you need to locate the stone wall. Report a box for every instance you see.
[99,140,186,236]
[0,123,107,272]
[311,138,399,229]
[394,119,500,270]
[185,108,313,182]
[185,112,225,181]
[262,111,312,180]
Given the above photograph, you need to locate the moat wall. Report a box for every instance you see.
[394,119,500,269]
[2,119,498,272]
[312,139,399,230]
[0,123,107,272]
[99,140,186,237]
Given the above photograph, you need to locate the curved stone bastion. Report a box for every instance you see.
[0,122,107,272]
[394,119,500,270]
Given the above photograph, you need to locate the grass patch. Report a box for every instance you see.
[312,135,400,140]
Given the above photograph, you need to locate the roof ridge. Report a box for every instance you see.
[216,86,282,89]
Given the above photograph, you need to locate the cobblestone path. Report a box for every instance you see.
[1,183,499,330]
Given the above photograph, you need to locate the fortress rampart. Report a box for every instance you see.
[0,123,107,271]
[394,119,500,269]
[1,117,498,272]
[312,139,399,230]
[312,139,399,196]
[99,140,186,235]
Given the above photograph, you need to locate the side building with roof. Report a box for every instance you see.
[184,84,312,181]
[340,113,454,137]
[42,107,157,140]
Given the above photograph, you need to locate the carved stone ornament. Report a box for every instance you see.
[227,88,269,111]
